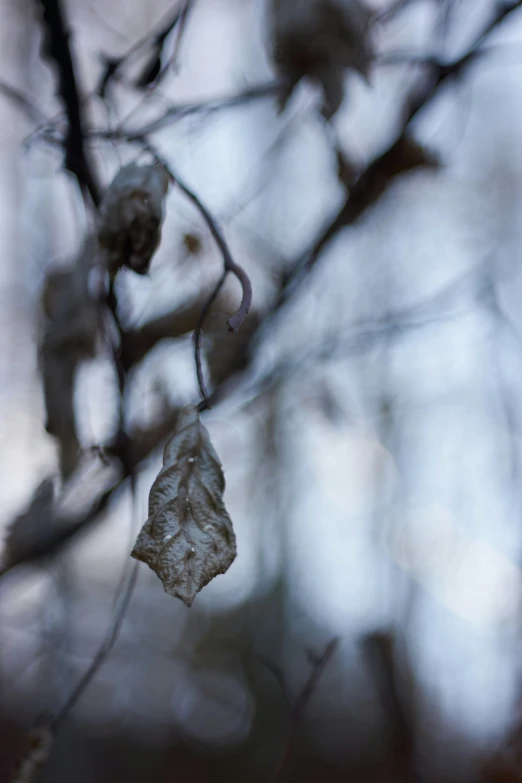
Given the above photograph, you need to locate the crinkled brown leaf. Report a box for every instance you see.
[131,406,236,606]
[98,162,170,276]
[271,0,373,118]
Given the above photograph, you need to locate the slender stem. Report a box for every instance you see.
[38,0,100,206]
[195,272,227,408]
[172,171,252,332]
[272,638,339,782]
[51,559,139,730]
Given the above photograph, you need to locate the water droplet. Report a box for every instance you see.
[188,457,195,464]
[203,524,213,531]
[163,534,172,543]
[190,546,196,553]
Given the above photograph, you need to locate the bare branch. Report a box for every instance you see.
[131,140,253,407]
[273,0,522,316]
[92,80,285,140]
[38,0,101,206]
[172,171,252,333]
[272,639,340,782]
[0,80,48,124]
[51,561,139,730]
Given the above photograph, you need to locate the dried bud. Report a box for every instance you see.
[98,162,170,276]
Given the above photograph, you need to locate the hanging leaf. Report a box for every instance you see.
[270,0,374,118]
[131,406,236,607]
[98,162,170,276]
[10,724,54,783]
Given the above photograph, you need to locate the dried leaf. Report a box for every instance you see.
[131,406,236,606]
[271,0,373,118]
[98,162,170,276]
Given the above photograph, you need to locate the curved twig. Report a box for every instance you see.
[171,170,252,332]
[134,140,252,406]
[194,271,227,408]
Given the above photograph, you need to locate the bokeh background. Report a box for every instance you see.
[1,0,522,780]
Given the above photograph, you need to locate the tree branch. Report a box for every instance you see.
[274,0,522,315]
[38,0,100,206]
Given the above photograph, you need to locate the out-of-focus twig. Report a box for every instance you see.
[51,561,139,731]
[273,0,522,316]
[171,170,252,333]
[272,638,339,782]
[376,0,424,24]
[9,552,139,783]
[134,140,252,408]
[98,0,192,96]
[38,0,101,206]
[93,80,285,139]
[0,81,48,124]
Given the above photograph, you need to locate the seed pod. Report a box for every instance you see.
[98,162,170,276]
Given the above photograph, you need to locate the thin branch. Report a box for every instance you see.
[172,171,252,406]
[38,0,101,206]
[272,0,522,317]
[375,0,424,24]
[9,553,139,782]
[0,476,123,578]
[272,639,339,782]
[132,140,252,406]
[92,80,285,140]
[0,81,48,124]
[98,1,189,96]
[194,272,227,407]
[172,170,252,332]
[51,560,139,730]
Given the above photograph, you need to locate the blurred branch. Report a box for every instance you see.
[376,0,423,24]
[172,172,252,333]
[9,534,140,782]
[0,81,48,124]
[38,0,100,206]
[362,632,415,762]
[0,475,124,578]
[98,0,194,96]
[51,561,139,731]
[274,0,522,314]
[0,403,181,579]
[272,638,339,782]
[120,292,209,368]
[93,80,285,139]
[10,725,53,783]
[134,141,253,408]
